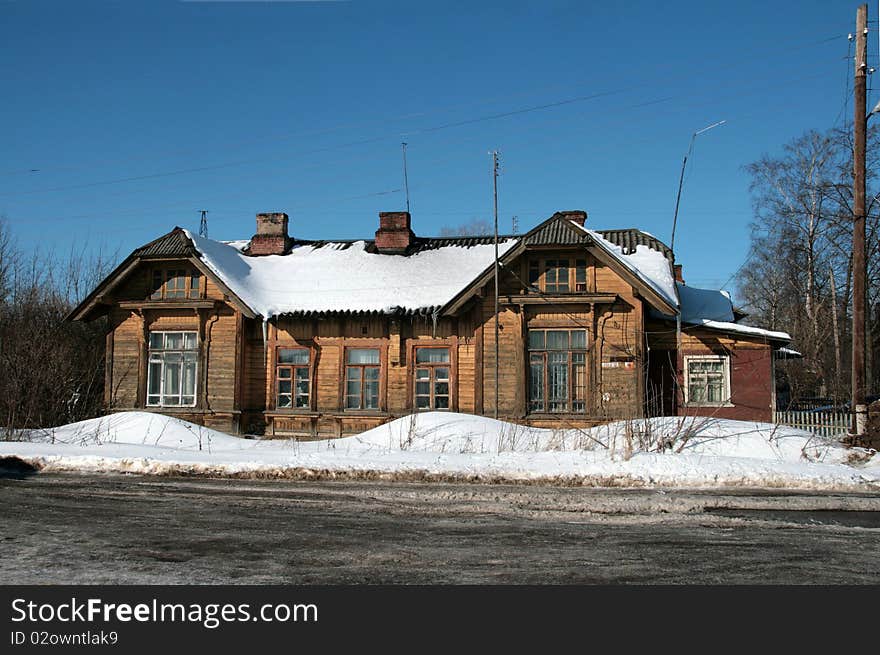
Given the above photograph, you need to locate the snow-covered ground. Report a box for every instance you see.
[1,411,877,490]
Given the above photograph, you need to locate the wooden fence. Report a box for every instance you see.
[774,410,851,439]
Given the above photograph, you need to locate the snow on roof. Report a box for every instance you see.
[184,229,518,317]
[678,283,735,323]
[676,282,790,341]
[570,222,678,309]
[689,319,791,342]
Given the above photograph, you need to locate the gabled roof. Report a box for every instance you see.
[440,213,679,316]
[67,227,255,321]
[70,211,740,325]
[132,229,195,258]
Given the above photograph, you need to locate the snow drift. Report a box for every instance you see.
[1,411,877,490]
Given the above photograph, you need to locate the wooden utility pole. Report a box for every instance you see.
[492,151,500,420]
[852,3,868,437]
[830,266,842,403]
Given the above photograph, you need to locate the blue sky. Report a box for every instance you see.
[0,0,865,293]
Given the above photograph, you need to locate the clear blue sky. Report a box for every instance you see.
[0,0,866,293]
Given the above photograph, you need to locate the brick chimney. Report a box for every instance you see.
[674,264,684,284]
[248,212,289,256]
[374,211,414,253]
[558,210,587,226]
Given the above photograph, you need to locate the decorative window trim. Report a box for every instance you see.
[683,354,734,407]
[146,330,199,408]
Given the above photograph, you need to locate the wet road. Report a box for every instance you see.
[2,473,879,584]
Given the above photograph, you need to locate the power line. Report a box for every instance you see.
[0,36,847,200]
[1,32,845,181]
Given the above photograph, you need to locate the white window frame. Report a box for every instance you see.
[146,331,199,408]
[683,354,732,407]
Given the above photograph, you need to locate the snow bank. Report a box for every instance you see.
[2,412,876,490]
[184,230,517,317]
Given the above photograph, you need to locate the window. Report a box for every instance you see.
[529,259,588,293]
[684,355,731,406]
[414,347,451,410]
[345,348,380,410]
[151,269,201,300]
[528,329,588,413]
[146,331,198,407]
[544,260,569,293]
[276,348,310,409]
[574,259,587,291]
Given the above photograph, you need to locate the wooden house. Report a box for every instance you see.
[69,210,791,437]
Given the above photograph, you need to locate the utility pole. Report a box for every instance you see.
[492,151,500,420]
[401,142,411,213]
[199,210,209,238]
[852,3,868,438]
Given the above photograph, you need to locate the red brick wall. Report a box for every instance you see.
[378,211,411,231]
[679,346,774,423]
[249,234,287,256]
[375,212,413,252]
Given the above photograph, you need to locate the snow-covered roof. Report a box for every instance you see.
[184,229,518,317]
[674,281,790,342]
[685,319,791,342]
[570,223,679,309]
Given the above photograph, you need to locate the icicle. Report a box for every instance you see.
[431,307,439,338]
[262,316,269,355]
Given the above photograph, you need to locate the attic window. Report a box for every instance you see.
[529,259,588,293]
[151,269,202,300]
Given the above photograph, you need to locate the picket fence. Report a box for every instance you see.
[773,410,851,439]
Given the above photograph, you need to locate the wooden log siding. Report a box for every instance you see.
[91,237,782,435]
[108,308,142,408]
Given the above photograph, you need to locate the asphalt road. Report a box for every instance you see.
[2,472,879,584]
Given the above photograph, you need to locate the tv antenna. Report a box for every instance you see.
[401,142,411,213]
[670,120,725,251]
[199,210,209,238]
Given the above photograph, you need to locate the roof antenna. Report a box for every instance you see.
[511,215,519,235]
[401,142,411,213]
[199,209,209,238]
[670,120,725,252]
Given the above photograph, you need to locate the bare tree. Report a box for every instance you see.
[739,127,880,405]
[438,218,494,237]
[0,220,114,433]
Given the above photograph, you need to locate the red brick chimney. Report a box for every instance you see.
[375,211,414,253]
[558,210,587,226]
[674,264,684,284]
[248,212,289,256]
